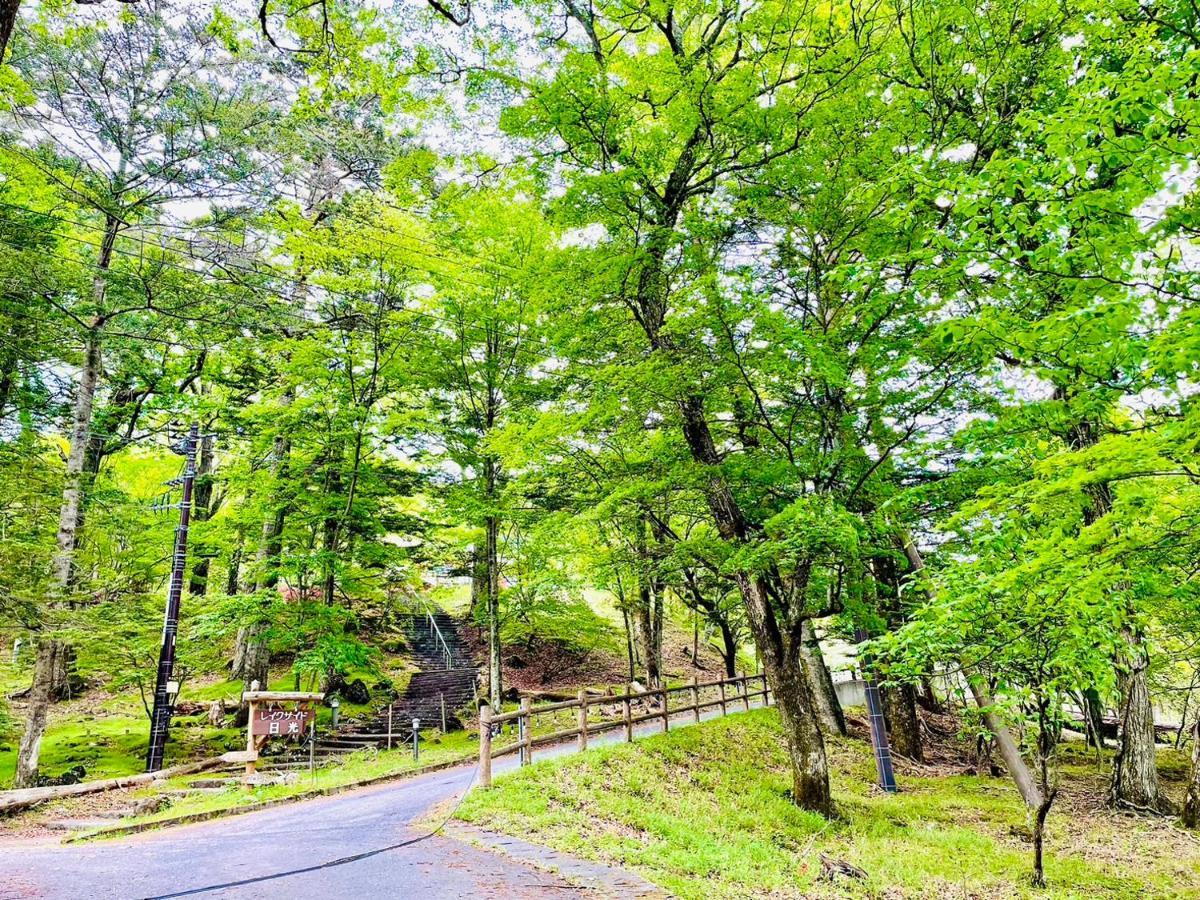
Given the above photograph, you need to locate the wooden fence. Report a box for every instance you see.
[477,672,771,787]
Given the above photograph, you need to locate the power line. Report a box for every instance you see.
[146,763,481,898]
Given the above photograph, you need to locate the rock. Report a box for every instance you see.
[129,795,169,816]
[819,854,867,882]
[38,765,87,787]
[372,677,398,700]
[343,678,370,705]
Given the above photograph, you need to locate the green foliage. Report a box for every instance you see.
[459,709,1199,897]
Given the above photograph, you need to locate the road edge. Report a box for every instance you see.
[63,751,476,844]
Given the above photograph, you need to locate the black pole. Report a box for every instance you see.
[146,423,199,772]
[855,628,898,793]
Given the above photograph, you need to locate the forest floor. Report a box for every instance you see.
[456,707,1200,899]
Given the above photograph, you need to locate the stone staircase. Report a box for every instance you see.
[314,611,478,756]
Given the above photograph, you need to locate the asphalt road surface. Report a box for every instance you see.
[0,697,768,899]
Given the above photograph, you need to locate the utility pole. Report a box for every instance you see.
[146,423,200,772]
[855,628,898,793]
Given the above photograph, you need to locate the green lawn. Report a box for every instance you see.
[457,708,1200,899]
[112,728,477,832]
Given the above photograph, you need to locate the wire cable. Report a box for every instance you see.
[145,763,480,899]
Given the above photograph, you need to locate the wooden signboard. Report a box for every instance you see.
[251,705,312,740]
[240,689,325,785]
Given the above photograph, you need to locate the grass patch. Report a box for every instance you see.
[0,711,240,787]
[457,708,1200,899]
[85,728,478,835]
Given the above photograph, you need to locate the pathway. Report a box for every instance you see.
[0,696,768,898]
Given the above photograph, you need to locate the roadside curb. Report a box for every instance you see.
[63,751,476,844]
[445,822,667,898]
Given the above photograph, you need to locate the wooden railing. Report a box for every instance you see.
[477,672,771,788]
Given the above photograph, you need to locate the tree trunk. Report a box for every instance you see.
[800,621,846,737]
[187,432,215,597]
[485,512,501,709]
[763,627,833,816]
[1110,629,1163,811]
[51,327,102,590]
[0,0,19,64]
[14,639,65,788]
[224,545,242,596]
[635,577,663,688]
[469,547,486,620]
[674,393,831,814]
[1182,721,1200,829]
[717,617,738,678]
[234,434,288,718]
[969,679,1043,810]
[1082,687,1106,750]
[19,323,105,783]
[1031,793,1056,888]
[0,344,16,424]
[321,443,343,606]
[634,517,664,688]
[883,683,923,761]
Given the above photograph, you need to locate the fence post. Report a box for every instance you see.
[741,671,750,711]
[577,689,589,751]
[762,672,770,706]
[387,703,393,751]
[662,686,670,732]
[719,679,727,716]
[692,676,700,723]
[479,704,492,789]
[521,696,532,765]
[624,685,633,743]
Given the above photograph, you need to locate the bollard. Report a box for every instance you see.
[624,685,633,742]
[520,697,532,765]
[412,718,420,761]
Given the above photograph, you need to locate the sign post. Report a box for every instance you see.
[240,690,324,785]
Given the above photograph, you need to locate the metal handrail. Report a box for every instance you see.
[424,605,454,670]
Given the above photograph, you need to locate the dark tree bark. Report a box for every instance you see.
[1082,687,1106,750]
[800,621,846,737]
[485,508,501,708]
[0,0,18,64]
[1110,628,1164,811]
[234,433,288,723]
[224,545,242,596]
[883,683,923,761]
[631,518,664,688]
[1183,721,1200,829]
[717,617,738,678]
[14,639,57,787]
[187,432,216,597]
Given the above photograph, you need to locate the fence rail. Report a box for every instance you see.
[477,672,771,787]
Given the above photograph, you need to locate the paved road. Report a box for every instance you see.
[0,699,767,899]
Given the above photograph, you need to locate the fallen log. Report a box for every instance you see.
[0,752,239,816]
